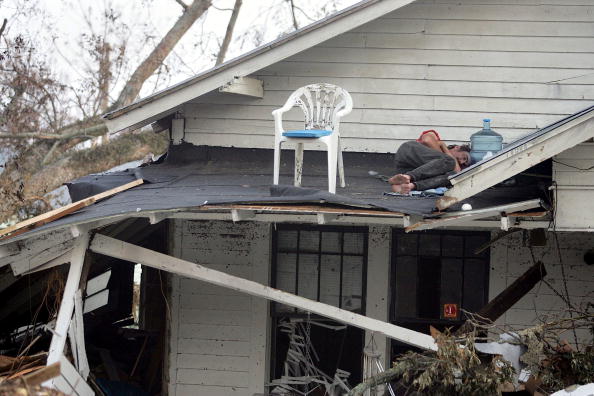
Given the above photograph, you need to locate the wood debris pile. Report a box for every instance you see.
[0,359,64,396]
[350,308,594,396]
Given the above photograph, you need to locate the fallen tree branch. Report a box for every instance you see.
[0,122,107,141]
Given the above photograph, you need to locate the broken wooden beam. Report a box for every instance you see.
[89,233,437,351]
[456,261,547,335]
[20,362,61,386]
[0,179,143,240]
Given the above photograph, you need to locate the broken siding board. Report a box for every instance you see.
[11,240,75,276]
[0,230,73,268]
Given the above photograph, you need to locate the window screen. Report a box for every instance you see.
[273,225,368,314]
[392,230,490,322]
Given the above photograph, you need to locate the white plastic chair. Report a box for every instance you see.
[272,83,353,194]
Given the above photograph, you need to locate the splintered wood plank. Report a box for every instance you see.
[0,179,143,240]
[200,204,404,217]
[90,233,437,351]
[456,261,547,335]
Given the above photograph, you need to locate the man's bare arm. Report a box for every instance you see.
[419,133,461,172]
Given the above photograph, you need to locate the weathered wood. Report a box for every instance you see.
[0,179,143,240]
[456,261,547,335]
[406,199,542,232]
[21,362,61,386]
[45,234,90,369]
[90,233,437,351]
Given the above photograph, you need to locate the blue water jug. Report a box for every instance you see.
[470,119,503,163]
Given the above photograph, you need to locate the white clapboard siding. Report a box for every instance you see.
[553,143,594,231]
[489,231,594,344]
[183,0,594,153]
[169,220,270,396]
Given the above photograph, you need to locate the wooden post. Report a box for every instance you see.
[456,261,547,335]
[90,233,437,351]
[45,233,90,369]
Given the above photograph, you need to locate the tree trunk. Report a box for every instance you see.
[215,0,242,66]
[113,0,212,108]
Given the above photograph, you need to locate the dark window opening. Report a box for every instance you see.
[391,230,490,359]
[270,224,368,391]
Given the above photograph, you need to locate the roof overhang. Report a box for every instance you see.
[437,106,594,210]
[0,201,550,277]
[102,0,417,133]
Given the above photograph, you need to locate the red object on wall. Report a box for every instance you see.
[443,303,458,319]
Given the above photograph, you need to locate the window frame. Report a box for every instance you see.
[271,224,369,317]
[390,229,491,325]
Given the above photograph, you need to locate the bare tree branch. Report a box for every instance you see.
[215,0,242,66]
[0,18,7,39]
[113,0,212,108]
[174,0,188,10]
[0,123,107,141]
[287,0,299,30]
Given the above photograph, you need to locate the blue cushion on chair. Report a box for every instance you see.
[282,129,332,138]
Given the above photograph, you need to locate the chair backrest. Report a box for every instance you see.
[286,83,353,131]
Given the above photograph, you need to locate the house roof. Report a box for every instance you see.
[0,144,547,247]
[437,104,594,210]
[102,0,418,133]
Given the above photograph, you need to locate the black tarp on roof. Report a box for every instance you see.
[14,143,549,240]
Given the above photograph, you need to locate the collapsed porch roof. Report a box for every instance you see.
[438,104,594,210]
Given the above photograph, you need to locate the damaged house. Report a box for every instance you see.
[1,0,593,394]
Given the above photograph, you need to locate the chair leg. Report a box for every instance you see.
[273,141,281,185]
[337,138,346,188]
[294,143,304,187]
[327,144,337,194]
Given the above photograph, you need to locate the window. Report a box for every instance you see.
[391,230,490,323]
[272,225,368,314]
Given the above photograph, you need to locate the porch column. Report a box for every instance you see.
[364,225,391,392]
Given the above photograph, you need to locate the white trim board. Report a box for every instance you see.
[89,233,437,351]
[406,199,543,232]
[103,0,417,133]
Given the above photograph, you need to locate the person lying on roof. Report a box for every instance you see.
[389,129,471,194]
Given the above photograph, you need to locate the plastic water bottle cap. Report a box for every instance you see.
[483,118,491,122]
